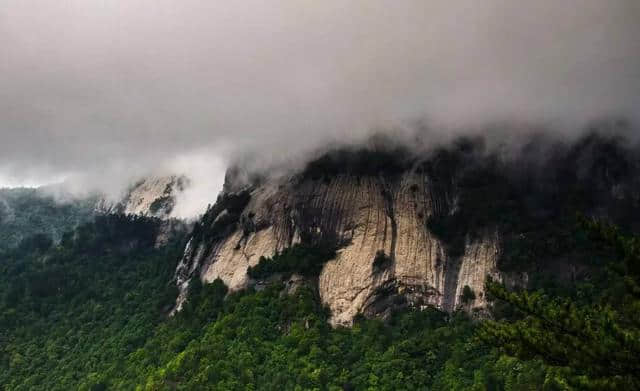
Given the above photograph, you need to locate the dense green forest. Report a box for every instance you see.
[0,214,543,390]
[0,187,97,252]
[1,211,637,390]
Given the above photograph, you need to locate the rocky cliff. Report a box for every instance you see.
[171,132,640,326]
[171,149,503,325]
[98,175,189,219]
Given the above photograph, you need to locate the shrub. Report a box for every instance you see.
[461,285,476,304]
[247,245,336,279]
[372,250,392,272]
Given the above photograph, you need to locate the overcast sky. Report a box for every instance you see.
[1,1,639,215]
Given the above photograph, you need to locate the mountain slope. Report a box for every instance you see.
[0,188,98,251]
[173,132,640,326]
[0,175,188,252]
[2,132,640,390]
[97,175,190,219]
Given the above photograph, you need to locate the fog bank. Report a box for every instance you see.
[1,1,639,215]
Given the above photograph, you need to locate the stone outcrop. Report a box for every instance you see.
[97,175,189,218]
[121,176,189,218]
[169,131,640,325]
[172,168,504,326]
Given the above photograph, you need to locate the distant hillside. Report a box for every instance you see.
[0,188,98,252]
[0,176,189,253]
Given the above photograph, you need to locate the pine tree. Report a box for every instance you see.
[479,218,640,390]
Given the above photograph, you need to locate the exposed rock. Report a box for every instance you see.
[171,169,504,326]
[171,132,640,325]
[155,218,190,249]
[123,176,189,218]
[284,273,306,295]
[98,175,189,219]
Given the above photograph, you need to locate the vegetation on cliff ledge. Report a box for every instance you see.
[247,244,336,279]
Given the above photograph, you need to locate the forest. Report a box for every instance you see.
[2,133,640,389]
[0,211,637,390]
[0,187,97,252]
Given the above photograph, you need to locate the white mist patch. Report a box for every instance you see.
[0,169,68,190]
[167,151,226,219]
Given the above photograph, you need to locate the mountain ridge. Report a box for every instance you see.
[171,132,640,326]
[0,175,189,252]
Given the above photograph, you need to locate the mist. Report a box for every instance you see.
[1,1,639,216]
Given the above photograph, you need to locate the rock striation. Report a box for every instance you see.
[172,167,503,325]
[98,175,189,219]
[171,132,640,325]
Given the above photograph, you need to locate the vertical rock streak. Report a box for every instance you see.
[173,172,502,326]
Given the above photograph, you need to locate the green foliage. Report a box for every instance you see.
[0,214,185,390]
[461,285,476,304]
[180,277,228,323]
[424,132,640,269]
[4,134,640,391]
[372,250,393,273]
[479,219,640,390]
[0,219,550,390]
[16,233,54,254]
[0,188,97,251]
[189,189,252,259]
[247,244,336,279]
[138,285,537,391]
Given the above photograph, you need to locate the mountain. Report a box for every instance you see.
[97,175,190,219]
[0,175,188,252]
[0,187,98,252]
[172,132,640,326]
[2,131,640,390]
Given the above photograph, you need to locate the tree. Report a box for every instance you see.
[479,218,640,390]
[461,285,476,304]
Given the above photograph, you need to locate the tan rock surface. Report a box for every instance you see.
[175,171,503,325]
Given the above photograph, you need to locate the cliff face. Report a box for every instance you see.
[172,132,640,325]
[97,175,189,218]
[173,170,503,325]
[0,176,189,252]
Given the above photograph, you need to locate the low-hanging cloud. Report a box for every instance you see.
[1,1,639,214]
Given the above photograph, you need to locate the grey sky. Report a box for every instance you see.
[1,1,639,214]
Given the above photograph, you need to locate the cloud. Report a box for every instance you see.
[168,150,226,219]
[1,1,639,214]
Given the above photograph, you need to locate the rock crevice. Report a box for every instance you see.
[173,170,503,326]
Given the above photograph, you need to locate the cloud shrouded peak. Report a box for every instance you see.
[1,1,639,214]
